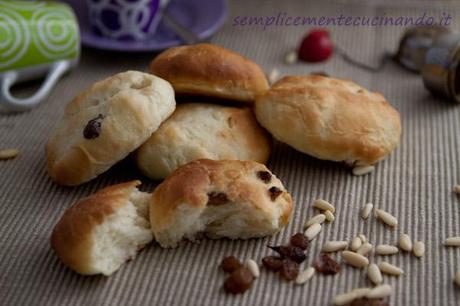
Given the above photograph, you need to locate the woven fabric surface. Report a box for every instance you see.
[1,0,460,305]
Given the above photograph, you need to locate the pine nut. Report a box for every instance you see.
[358,234,367,243]
[322,241,348,252]
[295,267,315,285]
[361,203,373,220]
[454,185,460,194]
[368,263,383,285]
[351,237,362,251]
[305,223,322,240]
[352,165,375,176]
[313,199,335,212]
[284,51,298,65]
[351,288,372,298]
[375,244,399,255]
[375,209,398,227]
[373,206,379,217]
[413,241,425,257]
[399,233,413,252]
[378,262,403,276]
[245,259,260,278]
[324,210,335,222]
[444,237,460,247]
[366,284,392,299]
[333,292,356,306]
[0,148,20,160]
[455,271,460,287]
[304,214,326,228]
[357,242,373,256]
[333,288,371,305]
[342,251,369,268]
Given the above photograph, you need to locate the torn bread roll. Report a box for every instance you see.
[255,75,401,166]
[149,43,269,104]
[50,181,153,276]
[136,103,272,180]
[149,159,293,248]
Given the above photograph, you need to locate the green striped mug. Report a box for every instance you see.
[0,0,80,112]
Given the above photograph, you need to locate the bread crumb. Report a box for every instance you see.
[284,51,298,65]
[268,68,280,84]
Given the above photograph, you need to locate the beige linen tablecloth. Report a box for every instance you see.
[2,0,460,305]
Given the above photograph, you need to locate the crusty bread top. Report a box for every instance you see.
[135,103,272,179]
[150,159,292,233]
[255,75,402,165]
[46,71,176,186]
[50,181,141,274]
[155,103,271,157]
[149,43,269,103]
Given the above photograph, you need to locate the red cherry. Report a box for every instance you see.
[298,29,334,63]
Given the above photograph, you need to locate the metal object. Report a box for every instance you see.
[339,26,452,74]
[337,46,393,72]
[161,10,200,45]
[395,26,460,103]
[396,26,452,73]
[422,33,460,103]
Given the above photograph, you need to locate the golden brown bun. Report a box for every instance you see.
[149,43,269,104]
[50,181,153,276]
[149,159,293,248]
[46,71,176,186]
[255,75,402,165]
[135,103,272,180]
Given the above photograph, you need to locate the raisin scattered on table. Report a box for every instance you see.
[314,253,341,275]
[221,256,242,273]
[279,259,299,281]
[257,171,272,183]
[223,267,254,294]
[83,114,104,139]
[290,233,310,250]
[207,192,228,206]
[267,245,306,263]
[262,256,284,271]
[348,298,389,306]
[268,186,283,201]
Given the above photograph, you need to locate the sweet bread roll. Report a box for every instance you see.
[135,103,272,180]
[254,75,402,165]
[149,43,269,104]
[50,181,153,276]
[149,159,293,248]
[46,71,176,186]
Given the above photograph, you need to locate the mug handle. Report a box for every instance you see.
[0,60,70,112]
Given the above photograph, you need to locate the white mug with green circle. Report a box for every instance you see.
[0,0,80,112]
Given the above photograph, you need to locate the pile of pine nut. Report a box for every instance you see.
[300,199,428,305]
[237,189,460,304]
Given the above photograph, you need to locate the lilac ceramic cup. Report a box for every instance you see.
[86,0,168,40]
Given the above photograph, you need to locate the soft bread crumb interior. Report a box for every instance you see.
[91,190,153,275]
[154,204,204,248]
[154,202,282,248]
[203,204,280,239]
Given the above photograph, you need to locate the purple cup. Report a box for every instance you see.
[86,0,168,41]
